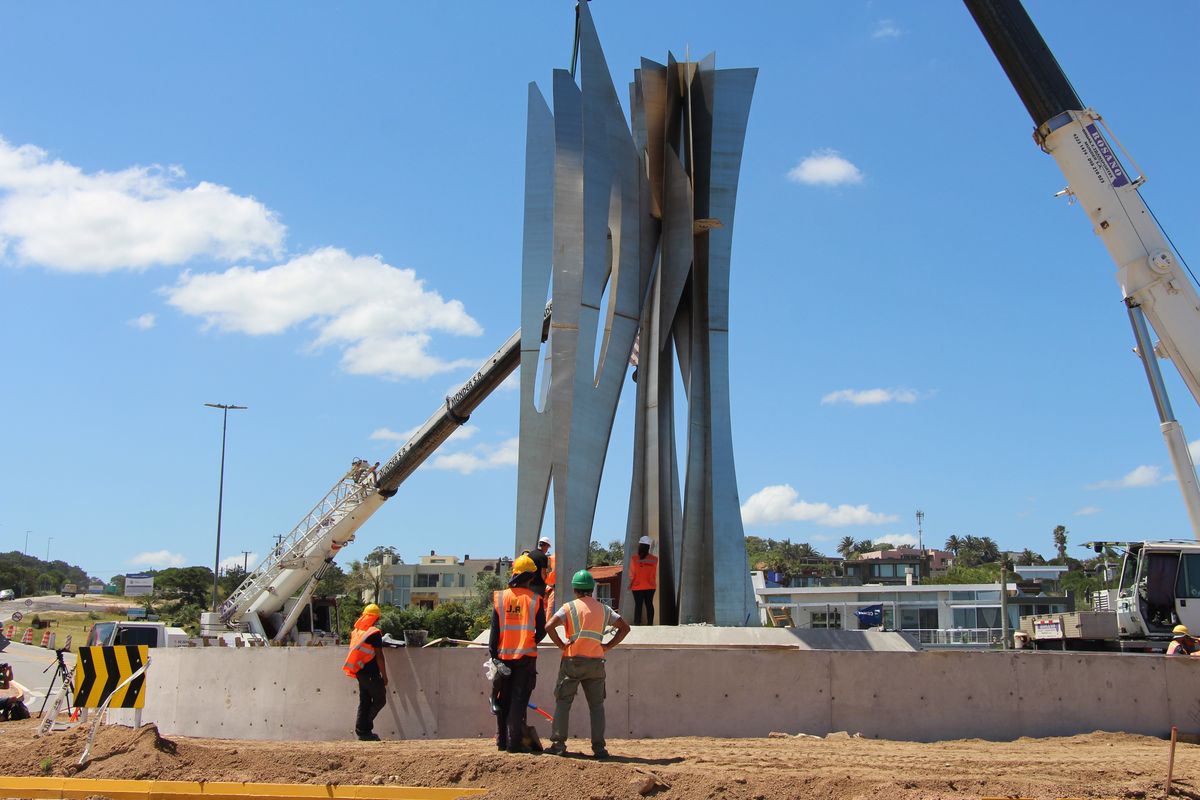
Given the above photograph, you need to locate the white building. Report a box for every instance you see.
[752,572,1070,646]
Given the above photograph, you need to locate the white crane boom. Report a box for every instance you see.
[966,0,1200,536]
[212,304,551,641]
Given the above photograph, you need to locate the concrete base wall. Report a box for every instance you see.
[139,647,1200,742]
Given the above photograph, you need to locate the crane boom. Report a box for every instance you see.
[212,304,552,641]
[965,0,1200,536]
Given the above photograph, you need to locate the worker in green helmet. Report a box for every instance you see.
[544,568,630,759]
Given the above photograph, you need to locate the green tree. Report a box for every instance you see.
[218,565,248,599]
[346,559,382,603]
[854,539,874,555]
[927,563,1002,584]
[837,536,856,559]
[464,570,506,640]
[154,566,214,607]
[426,601,474,640]
[1052,525,1068,562]
[944,535,962,556]
[365,546,401,567]
[315,563,348,597]
[587,539,625,567]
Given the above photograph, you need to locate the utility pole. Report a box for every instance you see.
[45,536,53,562]
[242,550,253,573]
[205,403,248,612]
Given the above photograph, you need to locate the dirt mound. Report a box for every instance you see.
[1,721,1194,799]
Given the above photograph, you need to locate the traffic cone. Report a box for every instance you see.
[40,630,52,648]
[2,623,12,638]
[21,628,33,644]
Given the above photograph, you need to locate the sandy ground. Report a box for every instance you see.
[2,722,1198,799]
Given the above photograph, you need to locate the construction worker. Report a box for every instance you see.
[343,603,389,741]
[489,554,547,753]
[629,535,658,625]
[1167,624,1200,656]
[544,569,630,759]
[538,536,556,611]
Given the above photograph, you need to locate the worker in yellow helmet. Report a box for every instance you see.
[1167,624,1200,656]
[343,602,388,740]
[489,554,547,753]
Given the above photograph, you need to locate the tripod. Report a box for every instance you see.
[39,648,73,719]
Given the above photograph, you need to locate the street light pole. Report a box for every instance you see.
[205,403,248,612]
[46,536,53,562]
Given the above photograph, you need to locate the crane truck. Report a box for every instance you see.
[201,304,551,645]
[966,0,1200,650]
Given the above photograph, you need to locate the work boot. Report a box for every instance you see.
[356,732,381,742]
[544,742,567,756]
[592,747,609,760]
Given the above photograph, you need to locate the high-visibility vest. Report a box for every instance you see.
[546,554,556,587]
[494,587,540,660]
[342,625,380,677]
[1168,638,1199,655]
[629,553,658,591]
[562,596,612,659]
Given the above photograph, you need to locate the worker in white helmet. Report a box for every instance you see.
[629,535,658,625]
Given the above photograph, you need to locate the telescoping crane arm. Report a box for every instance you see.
[217,304,552,641]
[965,0,1200,537]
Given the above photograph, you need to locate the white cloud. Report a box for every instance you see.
[129,549,185,568]
[1189,440,1200,464]
[741,484,897,527]
[219,552,259,572]
[429,437,519,475]
[821,388,918,406]
[128,313,156,330]
[877,534,919,548]
[165,247,482,379]
[1074,506,1102,516]
[787,150,864,187]
[0,136,284,272]
[1087,465,1170,490]
[872,19,902,39]
[371,424,477,444]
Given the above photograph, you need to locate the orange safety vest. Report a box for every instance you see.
[1168,638,1199,655]
[629,553,658,591]
[494,587,541,660]
[546,554,556,587]
[561,596,612,659]
[342,625,380,677]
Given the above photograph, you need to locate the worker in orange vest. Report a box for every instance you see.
[537,536,556,611]
[629,535,659,625]
[1167,624,1200,656]
[489,554,547,753]
[343,603,388,741]
[544,569,630,759]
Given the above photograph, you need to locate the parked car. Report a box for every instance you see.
[0,589,14,601]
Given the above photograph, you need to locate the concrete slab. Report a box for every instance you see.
[471,625,920,651]
[137,645,1185,743]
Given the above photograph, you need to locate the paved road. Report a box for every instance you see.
[0,640,76,710]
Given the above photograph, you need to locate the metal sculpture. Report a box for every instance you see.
[516,4,757,626]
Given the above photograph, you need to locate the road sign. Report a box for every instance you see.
[73,645,148,708]
[24,599,32,607]
[11,611,22,622]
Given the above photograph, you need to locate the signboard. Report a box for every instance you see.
[11,611,22,622]
[88,582,105,594]
[73,645,148,708]
[1033,618,1064,640]
[854,604,884,627]
[124,573,154,597]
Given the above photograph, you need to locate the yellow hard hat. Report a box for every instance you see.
[1174,624,1190,637]
[511,554,537,575]
[362,603,382,617]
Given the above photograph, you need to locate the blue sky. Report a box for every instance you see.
[1,2,1198,581]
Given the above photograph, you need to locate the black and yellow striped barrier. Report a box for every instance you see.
[0,777,486,799]
[72,645,148,708]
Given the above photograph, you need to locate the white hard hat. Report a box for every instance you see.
[538,536,552,546]
[638,536,652,546]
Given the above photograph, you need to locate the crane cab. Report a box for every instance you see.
[1115,540,1200,639]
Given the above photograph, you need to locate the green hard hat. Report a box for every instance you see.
[571,569,595,590]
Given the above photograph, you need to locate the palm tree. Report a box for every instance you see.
[979,536,1001,564]
[1052,525,1068,562]
[837,536,856,559]
[1019,548,1039,566]
[944,535,962,555]
[855,539,874,555]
